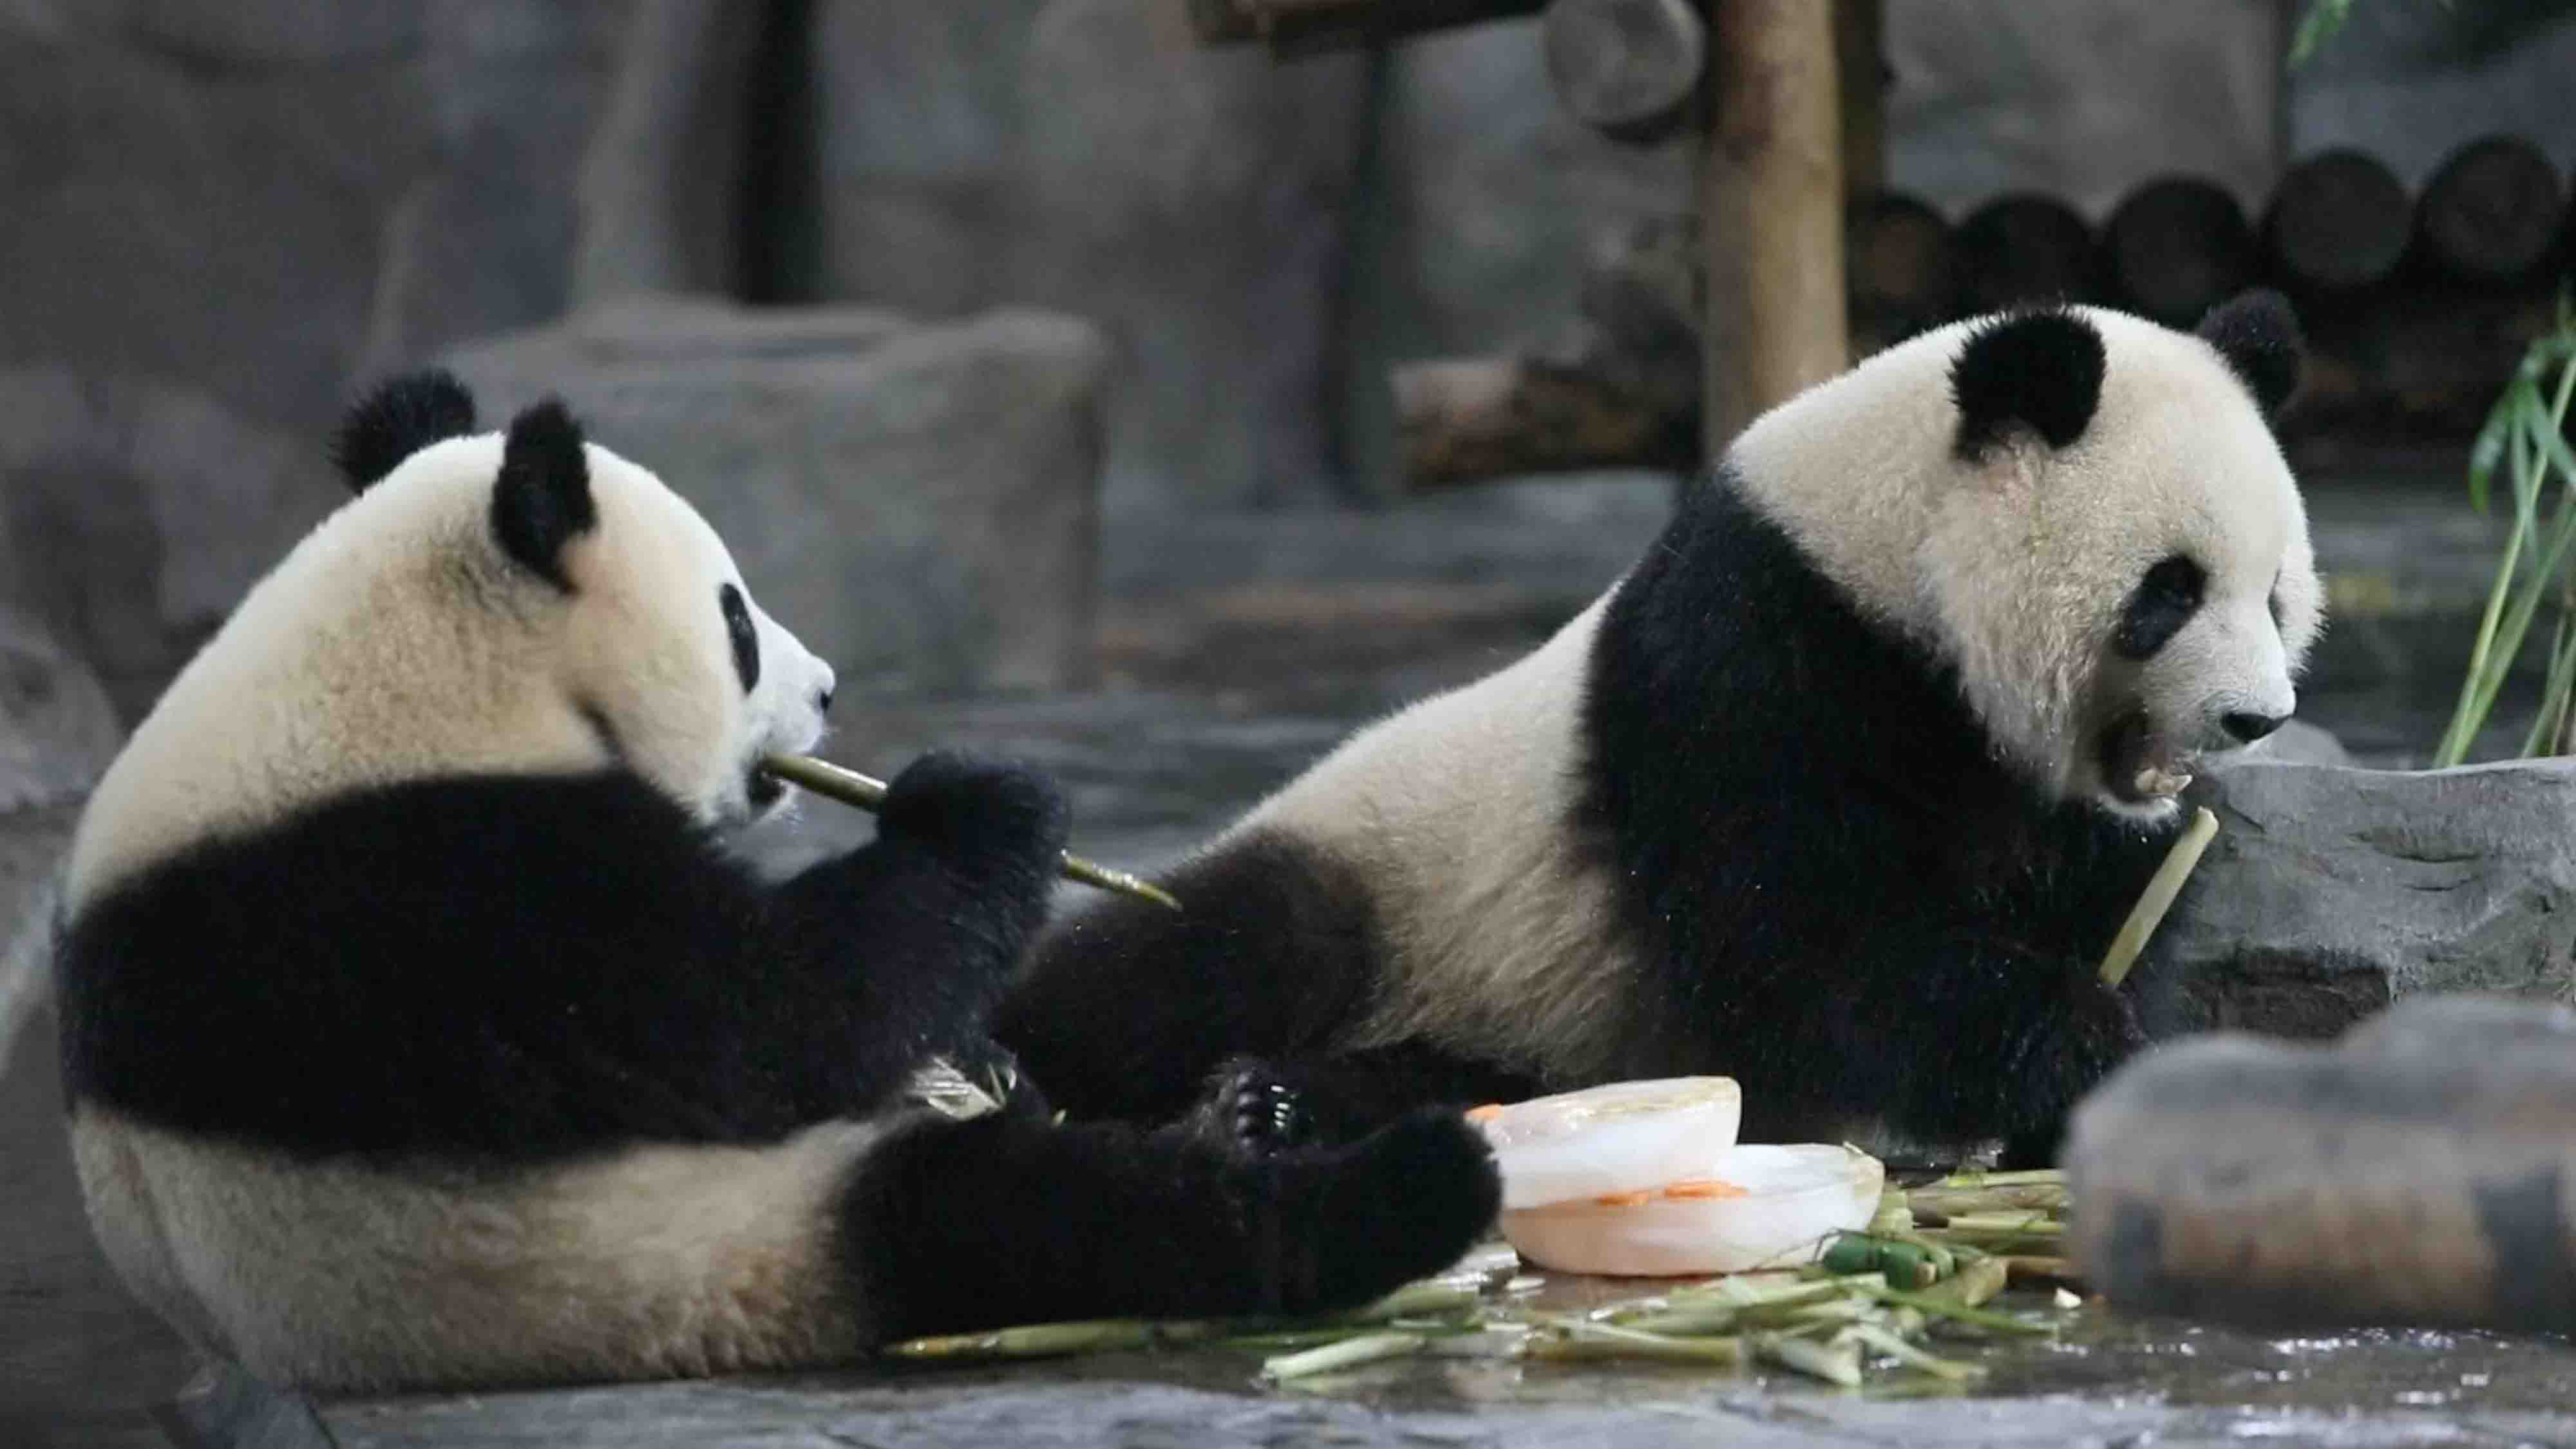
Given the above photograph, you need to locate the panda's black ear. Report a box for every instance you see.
[2195,289,2302,419]
[491,399,596,592]
[334,369,478,493]
[1949,308,2105,461]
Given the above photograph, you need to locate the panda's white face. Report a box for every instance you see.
[67,386,838,902]
[1730,293,2322,823]
[560,447,838,827]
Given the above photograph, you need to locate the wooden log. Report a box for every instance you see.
[2261,149,2412,296]
[1700,0,1848,455]
[1845,189,1952,354]
[1187,0,1548,54]
[2277,283,2561,448]
[1952,193,2094,317]
[2413,133,2567,287]
[1394,328,1696,490]
[2101,176,2257,328]
[1540,0,1705,145]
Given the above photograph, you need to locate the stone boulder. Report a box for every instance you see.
[2158,752,2576,1041]
[2069,994,2576,1332]
[0,612,120,1078]
[0,368,339,720]
[442,296,1110,696]
[0,2,638,719]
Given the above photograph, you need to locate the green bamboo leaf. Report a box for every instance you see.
[2286,0,2355,67]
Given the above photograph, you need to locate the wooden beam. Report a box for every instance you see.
[1188,0,1548,54]
[1700,0,1848,455]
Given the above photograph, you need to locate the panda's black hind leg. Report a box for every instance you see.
[841,1103,1501,1341]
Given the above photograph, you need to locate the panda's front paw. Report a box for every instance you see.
[2001,977,2146,1164]
[879,751,1071,879]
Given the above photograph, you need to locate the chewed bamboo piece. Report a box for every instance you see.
[2098,804,2219,987]
[761,753,1182,911]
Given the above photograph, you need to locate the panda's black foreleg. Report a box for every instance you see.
[1186,1045,1544,1155]
[761,753,1069,1108]
[1868,935,2146,1168]
[840,1101,1501,1341]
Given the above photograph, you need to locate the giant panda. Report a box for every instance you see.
[43,372,1499,1393]
[1003,291,2321,1168]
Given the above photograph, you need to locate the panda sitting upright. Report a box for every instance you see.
[46,373,1499,1392]
[1005,291,2322,1167]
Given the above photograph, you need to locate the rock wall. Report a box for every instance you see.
[0,611,120,1080]
[441,297,1110,696]
[801,1,1372,515]
[0,0,636,723]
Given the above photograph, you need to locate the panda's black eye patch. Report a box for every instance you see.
[2116,554,2205,661]
[719,583,759,694]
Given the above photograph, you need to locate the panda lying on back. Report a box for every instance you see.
[1005,292,2322,1167]
[46,373,1497,1392]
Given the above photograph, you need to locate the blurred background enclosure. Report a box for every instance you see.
[1,0,2573,743]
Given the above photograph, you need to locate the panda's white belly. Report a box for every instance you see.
[1246,595,1639,1082]
[69,1108,882,1391]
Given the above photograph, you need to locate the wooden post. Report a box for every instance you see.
[1700,0,1847,459]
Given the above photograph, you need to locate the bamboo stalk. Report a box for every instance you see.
[1904,1182,2070,1218]
[2099,806,2219,988]
[1847,1323,1986,1383]
[761,754,1181,911]
[1529,1319,1745,1365]
[1755,1331,1862,1387]
[1260,1331,1426,1380]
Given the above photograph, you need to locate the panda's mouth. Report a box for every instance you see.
[746,760,787,813]
[2098,708,2194,806]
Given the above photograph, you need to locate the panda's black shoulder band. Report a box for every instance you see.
[2195,289,2303,419]
[1949,307,2105,460]
[493,398,596,592]
[333,369,478,492]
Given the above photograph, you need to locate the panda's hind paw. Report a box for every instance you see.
[1272,1108,1503,1313]
[1189,1057,1318,1155]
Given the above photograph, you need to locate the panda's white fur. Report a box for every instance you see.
[68,431,833,906]
[1730,305,2318,816]
[1005,292,2322,1162]
[1247,595,1635,1082]
[49,375,1500,1392]
[71,1112,880,1387]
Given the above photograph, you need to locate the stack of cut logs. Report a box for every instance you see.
[1402,135,2575,489]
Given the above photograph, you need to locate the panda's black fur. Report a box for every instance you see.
[50,374,1500,1391]
[1001,469,2169,1166]
[1003,293,2315,1167]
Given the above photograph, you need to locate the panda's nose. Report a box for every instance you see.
[2221,710,2287,743]
[816,685,835,715]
